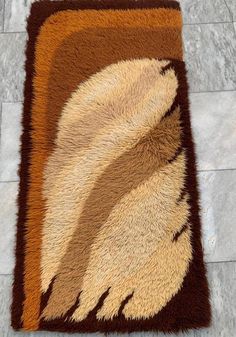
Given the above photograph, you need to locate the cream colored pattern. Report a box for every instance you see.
[44,59,169,192]
[41,59,178,292]
[72,153,192,321]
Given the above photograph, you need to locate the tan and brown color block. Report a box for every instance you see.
[12,0,211,333]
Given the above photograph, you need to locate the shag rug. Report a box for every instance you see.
[12,0,211,333]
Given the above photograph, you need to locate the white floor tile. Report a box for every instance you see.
[183,23,236,92]
[0,33,26,102]
[179,0,231,24]
[199,170,236,262]
[0,182,18,274]
[0,103,22,181]
[190,91,236,171]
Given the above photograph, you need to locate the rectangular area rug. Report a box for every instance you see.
[12,0,211,333]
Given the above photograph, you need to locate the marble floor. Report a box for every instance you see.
[0,0,236,336]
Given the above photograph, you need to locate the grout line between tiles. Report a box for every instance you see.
[2,101,23,104]
[0,30,26,34]
[0,273,12,276]
[0,180,19,183]
[183,20,232,26]
[2,0,5,32]
[198,168,236,173]
[189,89,236,94]
[232,21,236,40]
[207,260,236,265]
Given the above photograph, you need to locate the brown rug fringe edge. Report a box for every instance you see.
[11,0,211,333]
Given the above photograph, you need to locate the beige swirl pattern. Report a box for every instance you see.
[41,59,192,321]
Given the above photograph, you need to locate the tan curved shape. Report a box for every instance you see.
[41,59,178,293]
[43,59,169,193]
[42,107,182,320]
[72,153,192,321]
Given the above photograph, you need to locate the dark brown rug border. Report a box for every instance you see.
[11,0,211,333]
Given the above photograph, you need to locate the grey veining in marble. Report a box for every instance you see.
[190,91,236,170]
[0,33,26,102]
[199,170,236,262]
[0,0,4,31]
[0,182,18,274]
[226,0,236,21]
[183,23,236,92]
[0,103,22,181]
[4,0,34,32]
[0,276,105,337]
[179,0,231,24]
[194,262,236,337]
[4,0,64,32]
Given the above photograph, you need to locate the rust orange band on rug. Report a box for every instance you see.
[12,0,211,333]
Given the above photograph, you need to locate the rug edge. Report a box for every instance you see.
[10,0,181,330]
[30,0,181,12]
[11,0,211,333]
